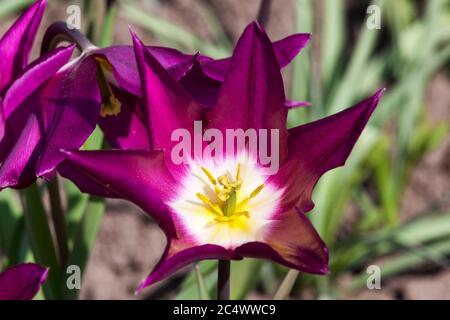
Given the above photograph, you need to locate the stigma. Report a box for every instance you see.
[195,164,265,223]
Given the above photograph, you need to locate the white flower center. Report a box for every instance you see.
[168,156,283,249]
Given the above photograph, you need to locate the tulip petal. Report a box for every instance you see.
[36,56,101,178]
[131,31,203,153]
[94,45,192,97]
[0,111,42,189]
[269,89,384,213]
[200,32,311,81]
[0,98,5,142]
[2,45,75,120]
[98,88,150,150]
[136,240,234,293]
[0,263,48,300]
[179,59,222,108]
[284,99,311,109]
[61,149,178,236]
[237,207,329,274]
[0,0,46,92]
[0,47,73,189]
[207,22,288,161]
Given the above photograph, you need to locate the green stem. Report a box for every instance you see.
[48,177,69,267]
[21,184,62,299]
[217,260,230,300]
[273,269,299,300]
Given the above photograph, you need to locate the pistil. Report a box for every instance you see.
[195,164,265,223]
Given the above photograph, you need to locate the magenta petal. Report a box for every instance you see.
[57,161,119,198]
[0,46,74,189]
[3,45,75,119]
[0,263,48,300]
[200,32,311,81]
[99,88,151,150]
[136,241,233,293]
[0,0,47,92]
[179,59,222,108]
[61,149,177,235]
[270,89,385,212]
[36,56,101,178]
[0,111,42,189]
[273,33,311,69]
[237,207,329,274]
[131,31,203,152]
[94,45,192,97]
[284,99,311,109]
[207,22,288,160]
[0,98,4,142]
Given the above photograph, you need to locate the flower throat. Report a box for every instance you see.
[196,164,265,223]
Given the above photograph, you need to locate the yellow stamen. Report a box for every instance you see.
[214,211,249,223]
[95,57,121,118]
[237,183,265,210]
[201,167,217,185]
[217,189,230,202]
[250,183,265,198]
[196,165,265,223]
[100,94,121,117]
[196,193,224,216]
[218,175,229,187]
[236,163,241,181]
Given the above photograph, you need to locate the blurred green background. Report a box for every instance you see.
[0,0,449,300]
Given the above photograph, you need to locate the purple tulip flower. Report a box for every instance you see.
[0,0,98,189]
[94,30,312,150]
[0,263,48,300]
[62,21,384,293]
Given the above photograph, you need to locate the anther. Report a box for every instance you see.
[201,167,217,185]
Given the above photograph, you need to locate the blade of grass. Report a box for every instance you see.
[119,1,228,58]
[273,270,299,300]
[21,184,62,300]
[346,239,450,293]
[194,263,210,300]
[288,0,313,127]
[177,261,217,300]
[66,196,105,299]
[326,0,383,113]
[230,259,262,299]
[321,0,345,91]
[0,0,34,18]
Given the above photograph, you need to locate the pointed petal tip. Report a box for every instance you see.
[40,267,50,283]
[135,278,150,295]
[128,26,144,49]
[129,28,141,44]
[376,87,387,97]
[368,87,386,109]
[34,0,47,10]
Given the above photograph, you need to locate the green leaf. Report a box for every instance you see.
[321,0,345,90]
[99,2,117,47]
[21,184,62,300]
[177,261,217,300]
[326,0,384,113]
[0,189,22,257]
[119,1,228,58]
[347,239,450,292]
[0,0,34,18]
[230,259,262,299]
[66,196,105,299]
